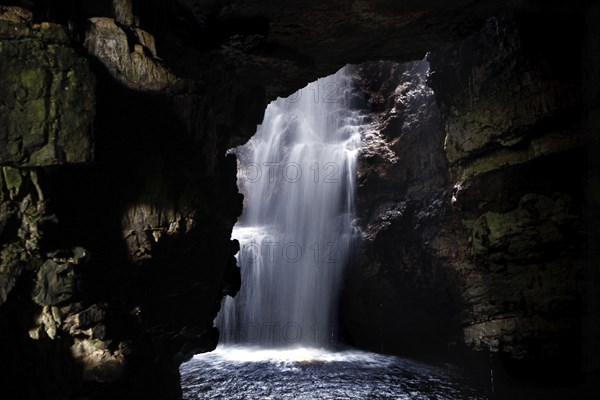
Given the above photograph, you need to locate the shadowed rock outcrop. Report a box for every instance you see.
[0,1,597,399]
[343,60,456,357]
[343,13,597,397]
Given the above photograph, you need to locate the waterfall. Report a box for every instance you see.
[217,66,364,347]
[181,62,486,400]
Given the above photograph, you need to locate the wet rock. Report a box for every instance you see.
[344,60,456,357]
[345,16,589,376]
[0,2,595,399]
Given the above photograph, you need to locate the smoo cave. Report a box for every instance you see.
[0,0,599,399]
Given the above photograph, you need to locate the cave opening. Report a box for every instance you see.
[178,60,488,399]
[1,2,597,400]
[176,13,596,396]
[217,66,361,348]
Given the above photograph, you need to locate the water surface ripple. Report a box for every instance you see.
[181,346,486,400]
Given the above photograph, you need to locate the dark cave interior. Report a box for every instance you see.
[0,1,599,399]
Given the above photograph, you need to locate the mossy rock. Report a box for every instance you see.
[2,167,22,199]
[0,20,95,166]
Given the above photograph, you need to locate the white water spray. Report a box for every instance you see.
[217,66,364,347]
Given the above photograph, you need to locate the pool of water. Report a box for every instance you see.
[180,346,487,399]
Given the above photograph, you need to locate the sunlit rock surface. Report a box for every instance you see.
[84,17,178,92]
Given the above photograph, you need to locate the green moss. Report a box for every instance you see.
[20,68,47,99]
[459,131,579,179]
[29,145,56,166]
[0,170,4,202]
[0,22,94,166]
[22,97,48,135]
[2,167,22,200]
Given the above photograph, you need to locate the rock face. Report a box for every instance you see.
[0,15,95,166]
[0,5,241,399]
[84,17,178,92]
[343,13,597,393]
[0,1,597,399]
[343,60,458,358]
[429,15,587,365]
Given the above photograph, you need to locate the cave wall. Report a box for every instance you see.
[0,0,597,399]
[343,59,457,357]
[343,10,599,394]
[0,4,243,399]
[429,14,586,364]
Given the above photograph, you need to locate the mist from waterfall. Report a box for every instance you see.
[182,63,486,400]
[216,66,365,347]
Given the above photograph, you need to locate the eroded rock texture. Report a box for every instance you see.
[0,14,95,166]
[344,13,598,395]
[0,4,241,399]
[343,60,457,358]
[84,17,178,92]
[0,1,597,399]
[429,15,587,364]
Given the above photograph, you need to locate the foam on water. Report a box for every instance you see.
[181,345,485,400]
[192,345,395,366]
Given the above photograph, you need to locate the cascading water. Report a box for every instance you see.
[217,66,362,347]
[181,63,485,400]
